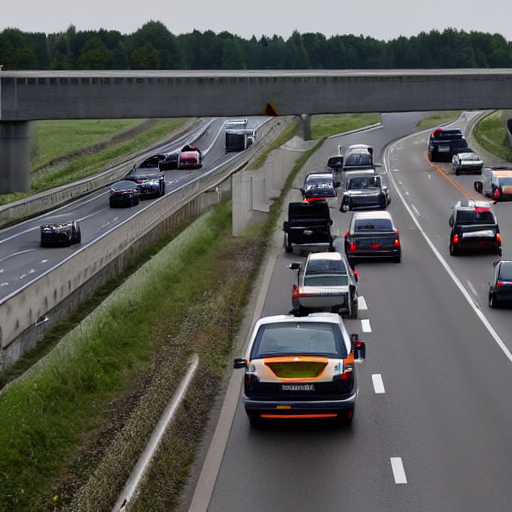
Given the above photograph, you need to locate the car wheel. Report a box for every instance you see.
[248,414,262,429]
[340,202,349,212]
[449,243,457,256]
[455,169,460,176]
[336,408,354,427]
[489,293,497,308]
[349,298,358,319]
[284,234,293,253]
[394,253,401,263]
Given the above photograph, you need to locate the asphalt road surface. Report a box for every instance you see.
[201,112,512,512]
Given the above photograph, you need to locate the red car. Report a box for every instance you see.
[178,144,202,169]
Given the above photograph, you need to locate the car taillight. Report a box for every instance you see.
[344,231,349,238]
[497,281,503,290]
[292,284,300,299]
[494,188,501,198]
[497,233,502,244]
[349,242,357,252]
[341,367,353,380]
[394,238,400,247]
[453,234,460,244]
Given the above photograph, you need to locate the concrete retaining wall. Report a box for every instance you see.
[232,136,317,236]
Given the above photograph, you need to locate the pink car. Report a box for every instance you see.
[178,144,202,169]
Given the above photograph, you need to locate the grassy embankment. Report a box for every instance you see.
[474,110,512,162]
[415,111,462,132]
[0,118,190,205]
[0,114,380,511]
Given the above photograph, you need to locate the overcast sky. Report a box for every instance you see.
[2,0,512,42]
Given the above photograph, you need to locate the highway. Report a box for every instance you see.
[197,112,512,512]
[0,117,269,301]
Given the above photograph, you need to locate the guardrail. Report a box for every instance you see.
[0,117,293,368]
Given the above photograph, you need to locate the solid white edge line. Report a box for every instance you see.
[113,354,199,512]
[390,457,408,484]
[384,136,512,364]
[372,374,386,394]
[361,319,372,332]
[187,251,279,512]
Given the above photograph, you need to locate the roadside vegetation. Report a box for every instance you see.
[414,111,462,132]
[474,110,512,162]
[312,113,381,139]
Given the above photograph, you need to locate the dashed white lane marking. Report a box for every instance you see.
[372,374,385,394]
[358,296,368,310]
[361,319,371,332]
[390,457,407,484]
[411,204,421,217]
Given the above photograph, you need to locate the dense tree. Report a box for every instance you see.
[0,28,38,69]
[2,25,511,71]
[77,37,113,69]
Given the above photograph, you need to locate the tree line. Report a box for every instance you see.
[1,22,511,71]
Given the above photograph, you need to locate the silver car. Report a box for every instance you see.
[452,151,483,175]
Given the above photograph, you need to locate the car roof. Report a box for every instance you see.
[254,312,343,328]
[351,210,393,220]
[454,199,492,210]
[491,170,512,177]
[307,252,343,262]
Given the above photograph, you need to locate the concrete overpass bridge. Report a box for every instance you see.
[1,69,512,193]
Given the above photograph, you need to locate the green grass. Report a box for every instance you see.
[311,113,381,139]
[474,111,512,161]
[32,119,146,169]
[415,111,462,132]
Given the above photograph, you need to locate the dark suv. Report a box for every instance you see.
[428,128,468,162]
[448,200,501,256]
[283,201,335,253]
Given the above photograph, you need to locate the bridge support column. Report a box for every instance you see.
[0,121,33,194]
[299,114,312,141]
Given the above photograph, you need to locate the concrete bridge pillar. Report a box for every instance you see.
[0,121,33,194]
[300,114,312,141]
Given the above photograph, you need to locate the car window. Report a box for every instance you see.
[497,177,512,186]
[304,275,348,286]
[252,322,345,358]
[306,259,347,274]
[346,154,371,166]
[456,210,495,224]
[354,218,393,232]
[499,262,512,280]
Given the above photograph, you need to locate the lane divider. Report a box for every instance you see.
[372,374,386,394]
[390,457,408,484]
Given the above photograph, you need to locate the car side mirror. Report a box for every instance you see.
[234,358,247,369]
[474,181,483,193]
[289,262,301,270]
[283,221,289,232]
[448,216,454,227]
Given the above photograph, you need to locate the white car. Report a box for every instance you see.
[289,252,359,318]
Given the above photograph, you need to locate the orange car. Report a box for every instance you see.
[234,313,366,427]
